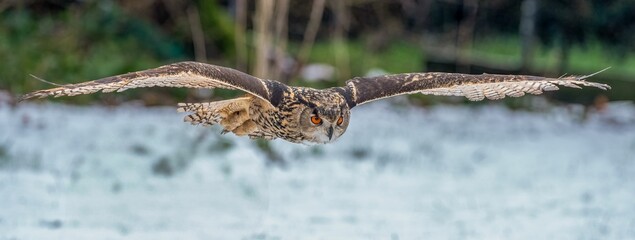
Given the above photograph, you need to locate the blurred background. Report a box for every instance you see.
[1,0,635,105]
[1,0,635,239]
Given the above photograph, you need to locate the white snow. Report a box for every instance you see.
[1,100,634,239]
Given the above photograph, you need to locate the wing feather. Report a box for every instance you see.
[342,70,610,106]
[19,61,280,103]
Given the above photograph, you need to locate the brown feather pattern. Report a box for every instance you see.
[344,71,610,105]
[19,62,273,103]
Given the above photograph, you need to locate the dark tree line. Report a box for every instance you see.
[2,0,634,103]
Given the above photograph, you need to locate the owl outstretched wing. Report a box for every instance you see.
[19,61,283,104]
[339,70,611,107]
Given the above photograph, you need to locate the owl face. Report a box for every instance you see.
[297,105,350,143]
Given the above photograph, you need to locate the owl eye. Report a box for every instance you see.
[310,115,322,125]
[336,116,344,125]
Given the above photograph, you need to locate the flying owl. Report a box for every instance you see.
[20,62,610,144]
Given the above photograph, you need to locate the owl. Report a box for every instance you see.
[20,62,610,144]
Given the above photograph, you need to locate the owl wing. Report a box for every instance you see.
[19,61,281,104]
[339,70,611,107]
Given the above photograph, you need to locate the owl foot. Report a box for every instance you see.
[178,97,260,137]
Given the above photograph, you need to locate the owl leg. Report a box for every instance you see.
[177,102,223,126]
[177,97,259,136]
[231,120,258,136]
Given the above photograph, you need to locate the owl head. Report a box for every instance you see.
[297,105,350,143]
[294,91,351,144]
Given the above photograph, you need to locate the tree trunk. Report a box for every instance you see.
[520,0,538,73]
[254,0,274,79]
[234,0,248,72]
[456,0,478,73]
[331,0,351,80]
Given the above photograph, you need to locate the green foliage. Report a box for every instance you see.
[0,4,184,103]
[537,0,635,54]
[197,0,237,58]
[3,1,634,105]
[472,35,635,78]
[293,40,424,81]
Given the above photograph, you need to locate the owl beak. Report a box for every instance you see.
[326,126,334,140]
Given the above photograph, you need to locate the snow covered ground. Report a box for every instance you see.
[1,100,634,239]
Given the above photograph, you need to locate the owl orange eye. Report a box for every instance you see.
[336,116,344,125]
[310,115,322,125]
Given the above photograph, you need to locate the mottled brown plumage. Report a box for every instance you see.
[20,61,610,144]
